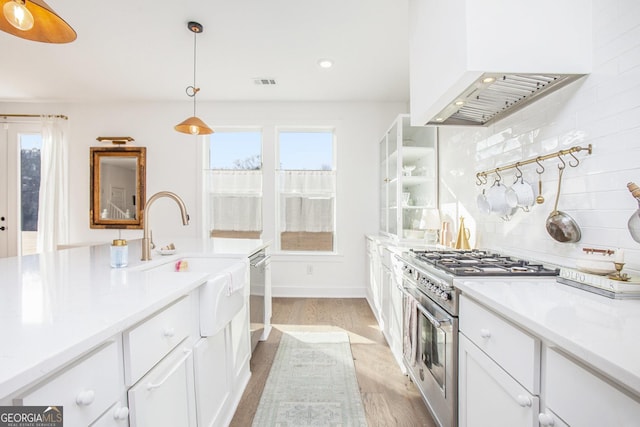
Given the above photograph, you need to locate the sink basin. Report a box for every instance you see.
[141,257,248,336]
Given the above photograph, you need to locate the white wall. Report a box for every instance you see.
[438,0,640,273]
[0,100,405,296]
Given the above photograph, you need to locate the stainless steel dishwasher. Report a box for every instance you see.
[249,249,270,353]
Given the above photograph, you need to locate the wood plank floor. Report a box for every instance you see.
[230,297,437,427]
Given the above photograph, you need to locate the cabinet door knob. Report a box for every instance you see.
[163,327,176,338]
[75,389,95,406]
[0,226,5,231]
[538,412,555,426]
[113,406,129,421]
[480,328,491,338]
[516,394,531,407]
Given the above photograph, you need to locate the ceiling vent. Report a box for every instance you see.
[253,78,277,86]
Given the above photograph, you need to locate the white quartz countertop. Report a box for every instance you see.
[455,277,640,396]
[0,237,269,400]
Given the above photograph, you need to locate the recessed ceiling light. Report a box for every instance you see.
[454,100,465,106]
[435,117,445,122]
[317,59,334,69]
[482,77,496,84]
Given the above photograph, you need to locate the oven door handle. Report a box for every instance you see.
[399,285,452,329]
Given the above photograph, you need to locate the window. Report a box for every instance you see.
[277,130,335,252]
[204,131,262,239]
[20,134,42,255]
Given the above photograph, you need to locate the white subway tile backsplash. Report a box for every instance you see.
[620,45,640,72]
[438,1,640,272]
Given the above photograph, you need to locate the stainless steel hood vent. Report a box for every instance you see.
[428,73,585,127]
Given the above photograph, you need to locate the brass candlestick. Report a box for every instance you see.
[609,262,631,281]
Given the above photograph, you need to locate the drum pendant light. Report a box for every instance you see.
[175,21,213,136]
[0,0,76,43]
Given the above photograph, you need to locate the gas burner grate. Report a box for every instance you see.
[409,249,558,277]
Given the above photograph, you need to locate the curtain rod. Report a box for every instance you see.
[0,114,68,120]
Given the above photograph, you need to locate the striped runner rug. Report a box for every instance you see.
[252,331,368,426]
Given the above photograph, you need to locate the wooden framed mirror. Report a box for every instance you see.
[90,146,146,229]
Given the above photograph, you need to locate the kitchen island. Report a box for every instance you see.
[456,277,640,426]
[0,237,269,426]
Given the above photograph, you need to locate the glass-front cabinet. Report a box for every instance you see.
[379,114,438,241]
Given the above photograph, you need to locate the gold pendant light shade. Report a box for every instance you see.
[0,0,76,43]
[175,21,213,136]
[175,116,213,135]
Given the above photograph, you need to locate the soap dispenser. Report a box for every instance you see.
[110,239,128,268]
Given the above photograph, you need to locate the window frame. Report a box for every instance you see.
[275,127,337,254]
[203,127,264,240]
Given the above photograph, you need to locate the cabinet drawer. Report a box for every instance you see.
[124,296,192,386]
[14,341,120,427]
[459,295,540,393]
[545,347,640,426]
[128,345,196,427]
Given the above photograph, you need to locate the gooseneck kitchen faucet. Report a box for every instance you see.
[141,191,190,261]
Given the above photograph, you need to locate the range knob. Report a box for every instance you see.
[440,291,451,301]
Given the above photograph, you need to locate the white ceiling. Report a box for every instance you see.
[0,0,410,103]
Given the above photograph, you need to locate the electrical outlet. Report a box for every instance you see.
[306,264,313,275]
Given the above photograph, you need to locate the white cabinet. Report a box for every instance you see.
[365,236,382,323]
[380,247,404,369]
[229,304,251,389]
[193,333,230,427]
[543,347,640,426]
[123,295,193,386]
[458,294,541,427]
[379,114,438,241]
[14,340,124,427]
[127,345,196,427]
[364,237,405,372]
[459,295,540,393]
[459,334,540,427]
[459,294,640,427]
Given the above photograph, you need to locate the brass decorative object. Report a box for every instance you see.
[609,263,630,282]
[454,216,471,249]
[96,136,135,145]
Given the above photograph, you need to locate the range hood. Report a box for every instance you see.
[427,72,585,126]
[409,0,592,127]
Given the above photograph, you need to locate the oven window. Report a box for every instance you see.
[420,313,446,391]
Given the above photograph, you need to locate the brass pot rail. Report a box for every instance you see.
[475,144,593,185]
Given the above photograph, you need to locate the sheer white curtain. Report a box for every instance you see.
[279,170,335,232]
[36,118,69,252]
[205,170,262,232]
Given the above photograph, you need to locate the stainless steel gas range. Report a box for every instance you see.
[396,249,558,427]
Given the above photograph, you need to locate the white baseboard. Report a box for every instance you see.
[272,286,367,298]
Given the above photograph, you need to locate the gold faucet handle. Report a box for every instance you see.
[150,230,155,249]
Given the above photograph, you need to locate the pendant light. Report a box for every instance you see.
[175,21,213,136]
[0,0,76,43]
